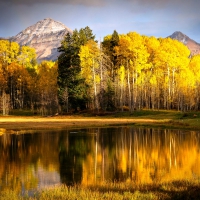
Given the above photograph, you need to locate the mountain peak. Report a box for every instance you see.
[11,18,72,61]
[168,31,200,55]
[172,31,186,35]
[169,31,190,45]
[16,18,72,37]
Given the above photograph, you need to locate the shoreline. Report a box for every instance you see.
[0,114,199,131]
[0,116,156,130]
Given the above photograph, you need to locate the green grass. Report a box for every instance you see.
[8,109,36,116]
[108,110,200,130]
[6,109,200,120]
[113,110,181,118]
[120,110,199,120]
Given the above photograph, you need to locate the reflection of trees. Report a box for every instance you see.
[58,130,95,185]
[0,128,200,193]
[115,128,200,184]
[80,128,200,185]
[0,133,37,192]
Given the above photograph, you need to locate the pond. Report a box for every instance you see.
[0,127,200,195]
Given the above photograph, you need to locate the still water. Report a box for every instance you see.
[0,127,200,194]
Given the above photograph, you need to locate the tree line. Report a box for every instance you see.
[0,27,200,115]
[58,27,200,113]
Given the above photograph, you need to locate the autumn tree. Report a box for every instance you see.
[188,55,200,110]
[0,40,38,114]
[115,32,150,111]
[36,61,59,115]
[18,46,37,70]
[154,38,190,110]
[0,40,20,114]
[79,40,101,111]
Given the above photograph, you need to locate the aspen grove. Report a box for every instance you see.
[0,28,200,115]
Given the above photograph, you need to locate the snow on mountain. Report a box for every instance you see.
[11,18,73,62]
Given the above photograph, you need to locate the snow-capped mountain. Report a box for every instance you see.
[10,18,72,62]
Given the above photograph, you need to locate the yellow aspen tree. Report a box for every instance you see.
[127,32,149,110]
[188,55,200,110]
[0,40,10,66]
[0,40,39,114]
[0,40,20,65]
[117,65,125,111]
[10,42,20,63]
[154,38,190,109]
[0,40,20,114]
[18,46,37,70]
[8,62,30,109]
[115,34,132,110]
[79,40,100,111]
[36,61,58,115]
[144,36,161,109]
[116,35,153,110]
[176,66,195,111]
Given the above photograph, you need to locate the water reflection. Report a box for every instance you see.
[0,127,200,194]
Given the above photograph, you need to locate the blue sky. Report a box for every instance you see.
[0,0,200,42]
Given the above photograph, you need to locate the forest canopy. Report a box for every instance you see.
[0,27,200,115]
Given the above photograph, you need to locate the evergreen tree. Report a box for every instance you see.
[110,30,119,66]
[102,30,119,68]
[57,27,96,112]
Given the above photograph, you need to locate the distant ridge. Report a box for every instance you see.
[10,18,73,61]
[168,31,200,56]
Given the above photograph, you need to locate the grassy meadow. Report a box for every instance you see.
[0,109,200,131]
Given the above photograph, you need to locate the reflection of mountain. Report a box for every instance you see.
[36,167,60,188]
[0,131,60,193]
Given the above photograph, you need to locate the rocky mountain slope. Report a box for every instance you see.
[10,18,72,62]
[168,31,200,56]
